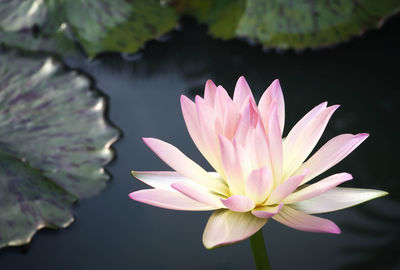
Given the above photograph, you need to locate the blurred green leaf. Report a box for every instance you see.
[175,0,246,39]
[1,0,399,55]
[0,29,80,58]
[0,0,178,57]
[0,51,119,248]
[0,0,47,31]
[175,0,400,49]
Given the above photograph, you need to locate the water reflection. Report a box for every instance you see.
[339,201,400,270]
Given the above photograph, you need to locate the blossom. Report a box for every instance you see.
[129,77,387,249]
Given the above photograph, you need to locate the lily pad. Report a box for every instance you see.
[3,0,398,54]
[0,0,47,31]
[0,51,119,248]
[0,0,178,57]
[175,0,400,49]
[0,29,81,58]
[175,0,246,39]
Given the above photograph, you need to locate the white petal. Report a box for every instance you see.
[129,189,217,211]
[245,167,273,205]
[143,138,228,195]
[221,195,255,212]
[282,105,338,179]
[171,181,224,208]
[132,171,187,191]
[294,133,369,184]
[202,209,267,249]
[273,206,341,234]
[290,187,388,214]
[283,172,353,204]
[266,172,306,205]
[252,204,283,218]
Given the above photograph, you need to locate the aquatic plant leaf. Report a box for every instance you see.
[0,51,119,248]
[97,1,177,56]
[176,0,400,49]
[0,0,47,31]
[175,0,246,39]
[3,0,397,55]
[0,149,75,248]
[0,29,80,58]
[0,0,178,57]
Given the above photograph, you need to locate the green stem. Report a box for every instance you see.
[250,229,271,270]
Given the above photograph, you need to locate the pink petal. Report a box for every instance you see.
[171,181,224,208]
[252,122,272,169]
[266,104,283,185]
[233,76,254,107]
[132,171,189,191]
[181,95,205,155]
[282,105,339,179]
[272,206,341,234]
[143,137,228,195]
[258,79,285,135]
[181,95,224,174]
[213,86,241,140]
[252,203,283,218]
[204,79,217,107]
[129,189,217,211]
[245,167,273,205]
[235,99,260,146]
[214,85,233,114]
[235,142,253,180]
[222,101,241,140]
[195,95,218,145]
[291,187,388,214]
[221,195,255,212]
[283,102,327,155]
[266,172,307,205]
[295,133,369,184]
[243,129,260,169]
[283,172,353,204]
[202,209,267,249]
[219,136,245,195]
[195,96,223,172]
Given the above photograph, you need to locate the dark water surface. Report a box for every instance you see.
[1,17,400,270]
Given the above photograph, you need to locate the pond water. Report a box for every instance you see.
[1,17,400,270]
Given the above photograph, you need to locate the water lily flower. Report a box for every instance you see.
[129,77,387,249]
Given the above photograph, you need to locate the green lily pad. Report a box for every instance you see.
[175,0,400,49]
[0,0,178,57]
[0,0,47,31]
[0,29,81,58]
[0,51,119,248]
[175,0,246,39]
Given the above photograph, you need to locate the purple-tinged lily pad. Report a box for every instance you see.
[0,51,119,248]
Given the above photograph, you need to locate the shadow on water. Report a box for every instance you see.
[339,202,400,270]
[1,15,400,270]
